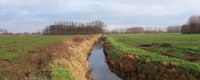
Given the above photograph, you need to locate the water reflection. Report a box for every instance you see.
[89,41,121,80]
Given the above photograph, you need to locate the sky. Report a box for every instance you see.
[0,0,200,33]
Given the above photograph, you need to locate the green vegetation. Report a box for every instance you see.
[0,36,72,59]
[105,34,200,76]
[0,35,100,80]
[0,35,72,79]
[51,64,74,80]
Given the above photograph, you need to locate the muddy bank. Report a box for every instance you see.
[103,40,200,80]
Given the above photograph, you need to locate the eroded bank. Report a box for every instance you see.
[103,38,200,80]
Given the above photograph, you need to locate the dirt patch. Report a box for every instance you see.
[140,44,153,47]
[183,53,200,62]
[161,50,177,58]
[160,43,172,47]
[28,50,39,53]
[0,59,12,63]
[7,48,17,52]
[140,43,172,48]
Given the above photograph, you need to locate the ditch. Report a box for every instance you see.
[89,41,121,80]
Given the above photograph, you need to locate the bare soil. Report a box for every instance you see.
[183,53,200,62]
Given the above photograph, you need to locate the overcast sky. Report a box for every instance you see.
[0,0,200,33]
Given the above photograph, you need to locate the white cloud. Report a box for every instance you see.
[0,0,200,32]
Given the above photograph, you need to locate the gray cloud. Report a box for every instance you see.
[0,0,200,32]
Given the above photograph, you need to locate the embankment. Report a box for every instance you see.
[103,39,200,80]
[28,35,101,80]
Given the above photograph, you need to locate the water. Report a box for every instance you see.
[89,41,121,80]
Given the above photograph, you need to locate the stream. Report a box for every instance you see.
[89,41,121,80]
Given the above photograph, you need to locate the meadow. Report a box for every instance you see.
[0,35,72,79]
[104,34,200,79]
[0,35,101,80]
[1,34,200,80]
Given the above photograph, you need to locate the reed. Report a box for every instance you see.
[42,35,101,80]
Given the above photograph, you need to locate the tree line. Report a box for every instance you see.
[43,20,106,35]
[106,27,144,34]
[182,16,200,34]
[106,25,184,34]
[0,28,8,34]
[167,26,181,33]
[106,27,166,34]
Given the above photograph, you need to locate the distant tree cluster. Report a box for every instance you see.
[182,16,200,34]
[106,27,164,34]
[108,28,125,34]
[126,27,144,34]
[43,20,106,35]
[167,26,181,33]
[143,27,164,34]
[0,28,12,36]
[106,27,144,34]
[0,28,8,34]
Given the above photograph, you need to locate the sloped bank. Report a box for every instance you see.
[32,35,102,80]
[103,38,200,80]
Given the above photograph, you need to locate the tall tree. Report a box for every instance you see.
[43,20,106,35]
[182,16,200,34]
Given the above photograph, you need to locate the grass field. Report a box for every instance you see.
[0,35,72,79]
[105,34,200,78]
[0,36,72,59]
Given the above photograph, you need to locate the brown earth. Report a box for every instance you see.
[138,43,200,63]
[183,53,200,62]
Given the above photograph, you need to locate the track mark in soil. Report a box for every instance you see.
[183,53,200,62]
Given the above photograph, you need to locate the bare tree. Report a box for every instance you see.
[0,28,8,35]
[181,15,200,34]
[181,25,190,34]
[167,26,181,33]
[125,27,144,34]
[43,20,106,35]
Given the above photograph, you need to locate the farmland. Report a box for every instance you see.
[104,34,200,80]
[0,35,101,80]
[0,35,72,79]
[1,34,200,80]
[0,36,72,59]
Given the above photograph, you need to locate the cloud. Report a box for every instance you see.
[0,0,199,32]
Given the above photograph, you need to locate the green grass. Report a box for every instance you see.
[106,34,200,58]
[0,35,72,59]
[51,63,74,80]
[105,34,200,76]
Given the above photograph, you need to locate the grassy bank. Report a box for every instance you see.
[46,35,101,80]
[0,35,101,80]
[104,34,200,80]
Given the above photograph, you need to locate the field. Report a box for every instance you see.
[0,35,72,79]
[0,35,101,80]
[104,34,200,79]
[1,34,200,79]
